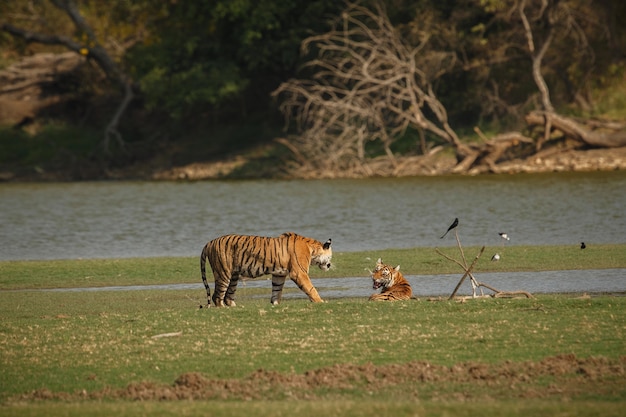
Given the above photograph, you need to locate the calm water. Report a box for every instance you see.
[1,171,626,261]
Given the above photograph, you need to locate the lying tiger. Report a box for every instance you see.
[369,258,413,301]
[200,232,332,307]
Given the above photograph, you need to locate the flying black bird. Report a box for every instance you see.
[580,242,586,249]
[499,232,510,241]
[440,218,459,239]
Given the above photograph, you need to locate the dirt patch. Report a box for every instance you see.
[150,157,250,180]
[493,146,626,174]
[15,354,626,403]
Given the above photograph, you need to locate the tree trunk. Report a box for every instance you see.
[518,0,554,113]
[2,0,136,153]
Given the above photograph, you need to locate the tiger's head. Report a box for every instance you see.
[312,238,333,271]
[371,258,400,290]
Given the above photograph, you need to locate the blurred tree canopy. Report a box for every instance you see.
[0,0,344,127]
[125,0,345,120]
[1,0,625,173]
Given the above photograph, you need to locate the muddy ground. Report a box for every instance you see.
[16,354,626,403]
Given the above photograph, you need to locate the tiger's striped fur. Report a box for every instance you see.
[200,232,332,307]
[368,258,412,301]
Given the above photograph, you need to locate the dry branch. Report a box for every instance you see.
[1,0,135,153]
[272,1,471,175]
[444,246,485,300]
[151,331,183,339]
[436,229,532,301]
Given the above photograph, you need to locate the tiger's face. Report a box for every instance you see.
[371,258,399,290]
[312,238,333,271]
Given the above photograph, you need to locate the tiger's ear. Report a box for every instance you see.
[376,258,382,264]
[394,265,400,271]
[323,238,332,250]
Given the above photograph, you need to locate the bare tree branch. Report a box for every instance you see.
[518,0,554,113]
[273,1,471,175]
[1,0,135,153]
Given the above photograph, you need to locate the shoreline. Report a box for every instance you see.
[2,244,625,291]
[2,146,626,182]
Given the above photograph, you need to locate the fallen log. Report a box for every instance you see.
[525,111,626,148]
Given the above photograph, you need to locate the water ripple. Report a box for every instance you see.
[1,171,625,260]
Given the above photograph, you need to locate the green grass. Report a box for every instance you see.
[1,246,625,416]
[1,244,624,290]
[1,291,625,414]
[0,124,101,167]
[587,64,626,120]
[3,292,623,385]
[0,257,195,290]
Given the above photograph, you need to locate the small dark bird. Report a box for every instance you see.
[440,218,459,239]
[581,242,586,249]
[499,232,510,241]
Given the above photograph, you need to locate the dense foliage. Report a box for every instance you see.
[123,0,344,120]
[0,0,624,174]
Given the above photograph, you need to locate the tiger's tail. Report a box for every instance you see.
[200,242,212,307]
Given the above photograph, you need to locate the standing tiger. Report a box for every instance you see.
[200,232,332,307]
[369,258,413,301]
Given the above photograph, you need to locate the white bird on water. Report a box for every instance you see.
[499,232,510,241]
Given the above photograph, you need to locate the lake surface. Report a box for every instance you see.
[1,171,625,261]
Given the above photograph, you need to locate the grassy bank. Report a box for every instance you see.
[1,244,624,290]
[1,245,625,416]
[0,291,625,415]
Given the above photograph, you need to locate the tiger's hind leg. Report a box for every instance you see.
[271,275,287,305]
[369,293,390,301]
[369,289,410,301]
[224,274,240,307]
[212,274,231,307]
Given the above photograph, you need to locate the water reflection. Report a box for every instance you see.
[1,171,625,260]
